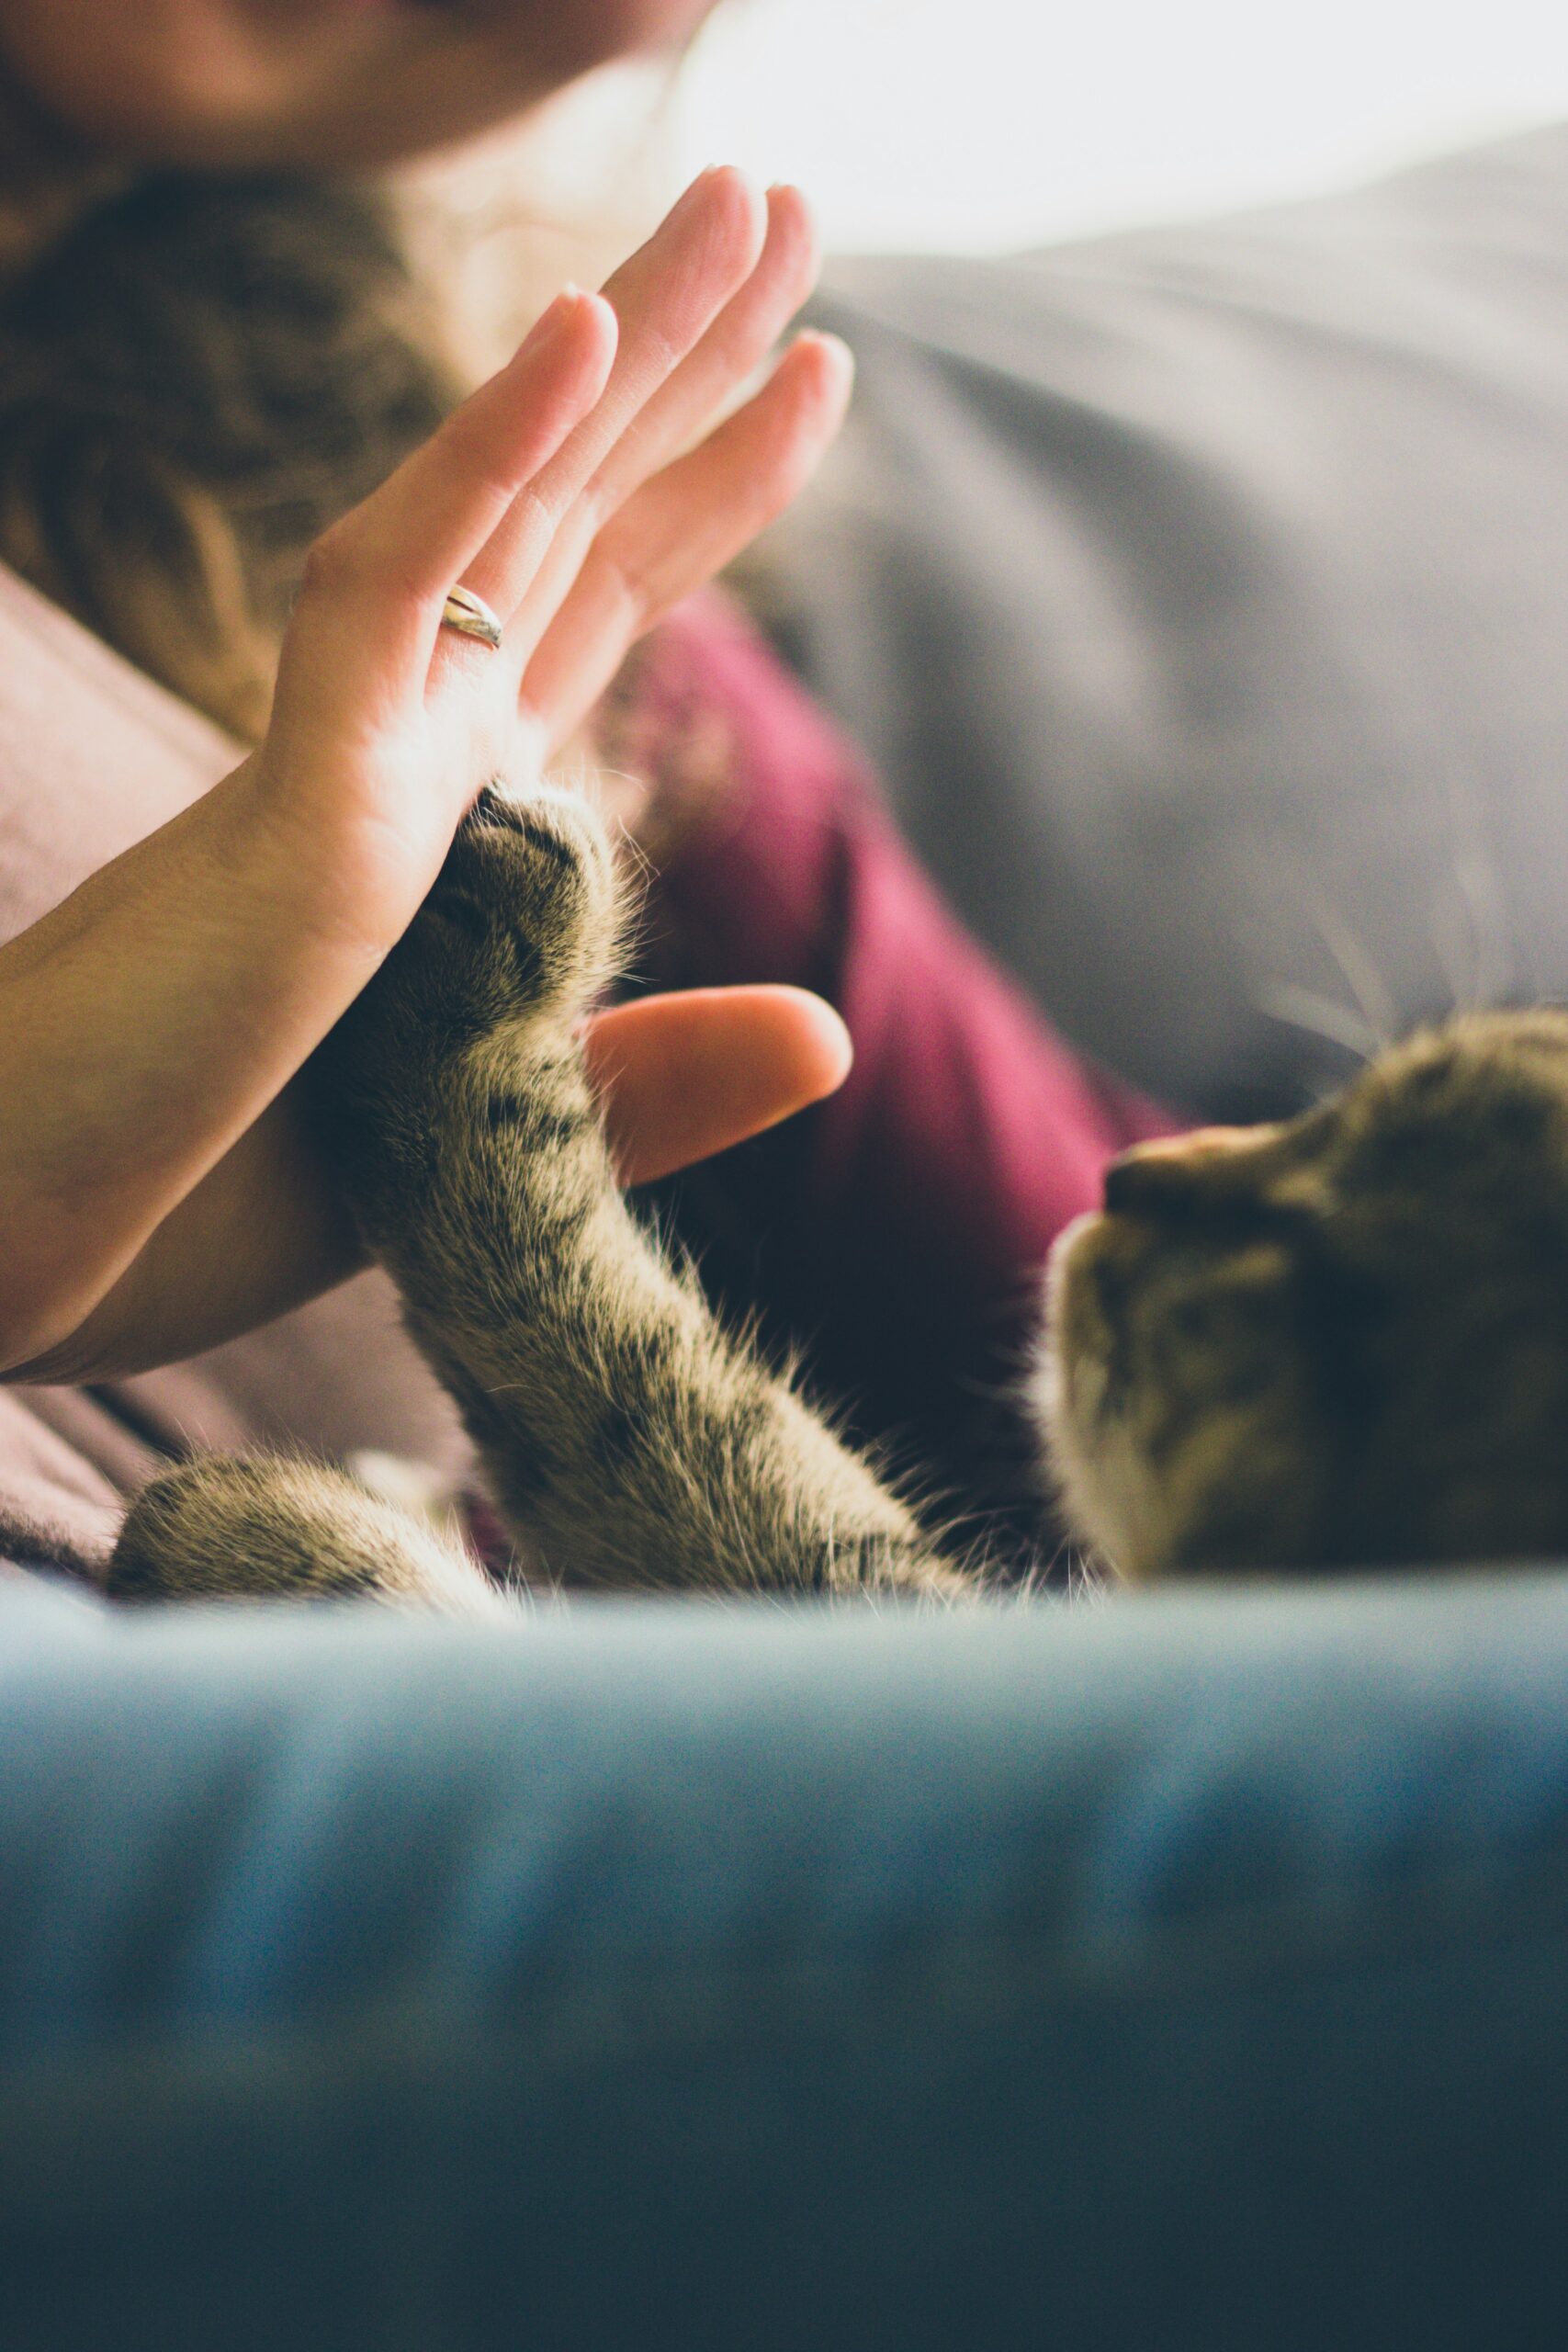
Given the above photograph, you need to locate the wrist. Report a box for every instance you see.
[229,743,461,968]
[0,755,398,1372]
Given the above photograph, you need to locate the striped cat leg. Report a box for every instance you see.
[318,788,967,1600]
[106,1453,513,1614]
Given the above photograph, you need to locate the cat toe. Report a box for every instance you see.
[432,781,621,1023]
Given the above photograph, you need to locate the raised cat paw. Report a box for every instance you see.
[359,780,616,1060]
[304,782,961,1604]
[311,781,622,1239]
[426,782,620,1029]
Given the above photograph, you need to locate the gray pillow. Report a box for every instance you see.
[772,122,1568,1117]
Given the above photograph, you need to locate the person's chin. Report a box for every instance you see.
[148,8,693,174]
[2,0,724,174]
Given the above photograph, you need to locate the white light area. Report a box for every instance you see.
[666,0,1568,252]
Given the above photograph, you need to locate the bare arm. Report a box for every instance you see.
[0,175,852,1380]
[16,983,852,1383]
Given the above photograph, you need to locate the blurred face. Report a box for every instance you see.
[0,0,717,169]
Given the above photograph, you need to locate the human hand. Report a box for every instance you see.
[0,170,853,1377]
[252,167,850,949]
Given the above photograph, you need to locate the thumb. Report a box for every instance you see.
[583,985,852,1187]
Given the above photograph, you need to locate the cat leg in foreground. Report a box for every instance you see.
[316,786,969,1601]
[107,1453,513,1617]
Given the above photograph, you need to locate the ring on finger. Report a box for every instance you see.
[441,584,504,651]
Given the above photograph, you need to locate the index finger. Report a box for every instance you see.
[272,287,618,726]
[460,167,768,630]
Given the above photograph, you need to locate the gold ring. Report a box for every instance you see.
[440,584,504,650]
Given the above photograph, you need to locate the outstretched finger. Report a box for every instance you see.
[269,288,617,747]
[523,332,854,749]
[584,986,853,1187]
[504,183,821,659]
[455,167,768,634]
[584,184,820,521]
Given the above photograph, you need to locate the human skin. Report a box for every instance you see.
[0,8,857,1381]
[0,0,722,170]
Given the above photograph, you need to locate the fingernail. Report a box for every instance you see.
[802,329,854,370]
[513,285,586,366]
[680,163,744,209]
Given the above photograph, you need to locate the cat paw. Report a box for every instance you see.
[106,1453,513,1618]
[419,782,621,1036]
[313,781,620,1174]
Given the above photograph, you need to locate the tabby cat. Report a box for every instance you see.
[107,779,1568,1608]
[9,179,1561,1600]
[1042,1007,1568,1581]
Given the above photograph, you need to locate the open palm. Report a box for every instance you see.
[0,171,855,1383]
[256,169,850,955]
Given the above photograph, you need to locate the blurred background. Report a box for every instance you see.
[662,0,1568,249]
[416,2,1568,388]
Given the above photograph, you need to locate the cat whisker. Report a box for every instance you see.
[1293,882,1399,1051]
[1256,982,1382,1061]
[1437,758,1515,1012]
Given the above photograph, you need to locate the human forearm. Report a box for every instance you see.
[7,979,852,1385]
[0,763,386,1372]
[0,173,852,1381]
[6,1079,363,1384]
